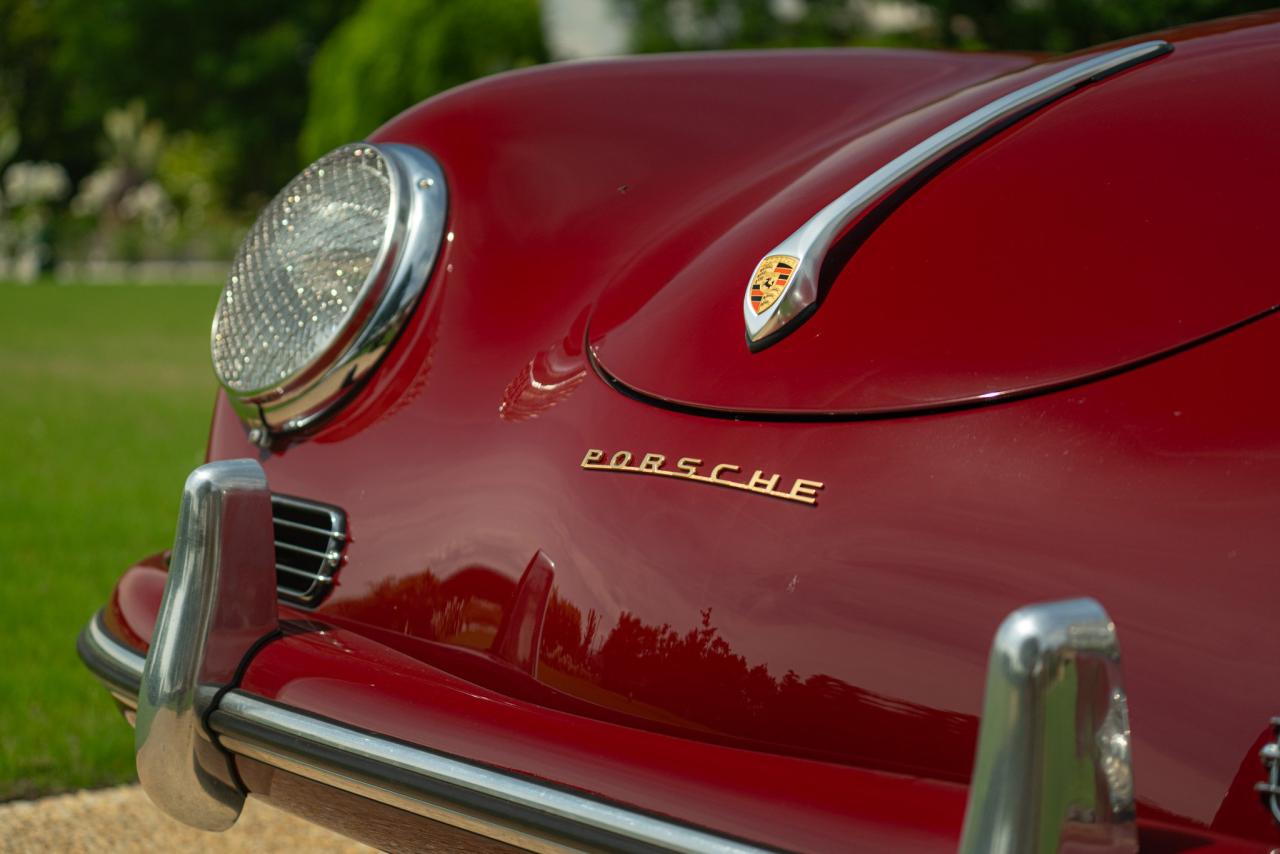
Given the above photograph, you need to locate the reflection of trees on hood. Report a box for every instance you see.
[333,566,976,779]
[584,602,975,777]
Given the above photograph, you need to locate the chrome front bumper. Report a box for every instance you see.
[78,609,772,853]
[79,459,1140,854]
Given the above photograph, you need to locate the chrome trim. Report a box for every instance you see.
[226,142,448,435]
[136,459,279,831]
[270,492,346,606]
[209,691,770,854]
[959,598,1137,854]
[743,39,1172,348]
[77,610,145,707]
[272,515,347,540]
[275,562,322,579]
[275,541,338,560]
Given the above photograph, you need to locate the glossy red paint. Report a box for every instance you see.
[114,14,1280,851]
[213,299,1280,844]
[243,618,971,852]
[105,556,166,654]
[103,559,1269,851]
[234,617,1265,854]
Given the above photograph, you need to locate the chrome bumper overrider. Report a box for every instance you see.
[958,598,1136,854]
[79,459,1139,853]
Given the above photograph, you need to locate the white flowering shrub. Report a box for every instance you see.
[1,100,246,279]
[1,160,70,280]
[3,161,69,206]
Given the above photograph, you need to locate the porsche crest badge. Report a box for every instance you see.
[748,254,799,315]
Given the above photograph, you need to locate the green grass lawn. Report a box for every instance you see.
[0,282,221,799]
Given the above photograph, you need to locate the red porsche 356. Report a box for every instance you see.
[80,12,1280,852]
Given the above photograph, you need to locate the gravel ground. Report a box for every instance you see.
[0,784,376,853]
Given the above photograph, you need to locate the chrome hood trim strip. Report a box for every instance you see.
[743,39,1172,349]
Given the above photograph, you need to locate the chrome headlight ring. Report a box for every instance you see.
[211,142,447,440]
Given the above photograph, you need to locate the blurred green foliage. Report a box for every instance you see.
[619,0,866,51]
[33,0,357,203]
[0,0,547,208]
[301,0,548,161]
[615,0,1276,52]
[926,0,1276,51]
[2,0,1272,234]
[0,0,546,273]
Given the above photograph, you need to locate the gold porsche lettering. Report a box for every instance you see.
[580,448,825,506]
[709,463,740,482]
[639,453,665,472]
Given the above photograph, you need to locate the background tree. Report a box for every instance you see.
[926,0,1276,51]
[0,0,67,173]
[0,0,1272,270]
[613,0,1276,53]
[1,0,358,206]
[616,0,870,51]
[299,0,548,162]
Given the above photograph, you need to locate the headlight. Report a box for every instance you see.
[212,142,446,438]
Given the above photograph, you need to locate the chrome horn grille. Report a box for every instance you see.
[271,494,346,605]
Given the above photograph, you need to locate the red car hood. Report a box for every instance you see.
[378,45,1038,414]
[587,27,1280,415]
[185,17,1280,847]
